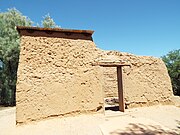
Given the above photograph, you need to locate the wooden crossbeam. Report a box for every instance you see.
[96,62,130,67]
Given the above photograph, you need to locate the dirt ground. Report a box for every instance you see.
[0,105,180,135]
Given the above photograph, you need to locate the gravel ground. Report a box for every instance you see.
[0,105,180,135]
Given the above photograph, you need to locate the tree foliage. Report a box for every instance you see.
[0,8,32,106]
[162,49,180,96]
[41,14,59,28]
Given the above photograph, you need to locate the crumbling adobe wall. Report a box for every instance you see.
[99,51,174,108]
[16,36,103,124]
[16,27,174,124]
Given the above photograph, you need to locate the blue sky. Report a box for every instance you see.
[0,0,180,57]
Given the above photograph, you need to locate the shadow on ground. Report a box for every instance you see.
[105,106,119,111]
[177,120,180,131]
[110,123,177,135]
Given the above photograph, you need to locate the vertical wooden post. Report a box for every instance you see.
[117,66,125,112]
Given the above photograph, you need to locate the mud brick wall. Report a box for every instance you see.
[16,27,174,124]
[100,51,173,108]
[16,34,103,124]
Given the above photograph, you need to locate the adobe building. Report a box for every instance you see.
[16,26,173,124]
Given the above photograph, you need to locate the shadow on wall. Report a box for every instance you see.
[110,123,177,135]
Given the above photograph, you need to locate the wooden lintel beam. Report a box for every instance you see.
[96,62,130,67]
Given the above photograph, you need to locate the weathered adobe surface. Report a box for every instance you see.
[98,50,174,108]
[16,31,174,124]
[16,36,104,124]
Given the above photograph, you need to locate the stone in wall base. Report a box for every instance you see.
[104,97,174,110]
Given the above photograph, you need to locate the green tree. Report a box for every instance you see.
[41,14,59,28]
[0,8,32,106]
[0,61,2,104]
[162,49,180,96]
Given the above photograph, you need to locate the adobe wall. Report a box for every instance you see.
[99,51,174,108]
[16,36,104,124]
[16,27,174,124]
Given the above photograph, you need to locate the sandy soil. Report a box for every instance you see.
[0,105,180,135]
[103,105,180,135]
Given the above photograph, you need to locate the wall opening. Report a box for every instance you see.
[98,62,130,112]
